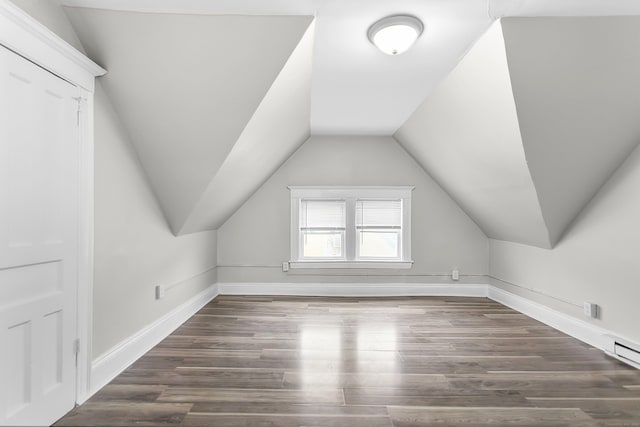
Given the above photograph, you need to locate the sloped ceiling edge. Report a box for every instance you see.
[178,20,315,235]
[502,16,640,247]
[64,7,313,235]
[395,20,552,249]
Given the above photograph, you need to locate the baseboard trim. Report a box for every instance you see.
[217,282,489,297]
[87,283,219,402]
[487,286,612,350]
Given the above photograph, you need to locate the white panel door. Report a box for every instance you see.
[0,45,80,426]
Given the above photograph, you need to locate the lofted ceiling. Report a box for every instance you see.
[58,0,640,245]
[502,16,640,246]
[395,22,550,248]
[397,16,640,248]
[64,8,312,234]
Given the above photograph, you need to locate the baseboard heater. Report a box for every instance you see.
[612,341,640,369]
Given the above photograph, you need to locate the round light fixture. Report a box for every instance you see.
[367,15,423,56]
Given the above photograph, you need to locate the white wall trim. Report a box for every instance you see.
[487,286,640,369]
[487,286,614,351]
[86,284,219,403]
[218,282,488,297]
[0,0,105,90]
[289,261,414,269]
[75,90,95,404]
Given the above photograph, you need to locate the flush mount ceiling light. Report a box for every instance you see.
[367,15,423,55]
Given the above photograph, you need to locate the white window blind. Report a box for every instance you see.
[356,199,402,259]
[356,200,402,229]
[289,186,413,268]
[300,200,346,230]
[299,200,346,259]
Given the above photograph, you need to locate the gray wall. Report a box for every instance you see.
[9,0,218,359]
[217,135,489,284]
[490,139,640,344]
[92,84,217,357]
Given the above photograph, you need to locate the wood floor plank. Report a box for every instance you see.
[157,387,345,405]
[90,384,168,403]
[55,296,640,426]
[54,402,192,426]
[189,402,389,416]
[180,413,394,427]
[112,369,285,388]
[387,406,598,427]
[343,387,532,407]
[529,397,640,425]
[282,372,448,388]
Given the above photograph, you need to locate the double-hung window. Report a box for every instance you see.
[356,199,402,259]
[299,199,346,259]
[289,186,413,269]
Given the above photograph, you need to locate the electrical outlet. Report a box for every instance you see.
[452,269,459,281]
[583,302,599,319]
[282,261,289,272]
[155,285,165,300]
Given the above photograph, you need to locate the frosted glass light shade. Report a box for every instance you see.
[368,15,423,55]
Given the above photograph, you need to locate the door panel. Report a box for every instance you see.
[0,44,80,426]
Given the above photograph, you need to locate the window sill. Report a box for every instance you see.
[288,260,414,269]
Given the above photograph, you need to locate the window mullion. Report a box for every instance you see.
[345,197,356,261]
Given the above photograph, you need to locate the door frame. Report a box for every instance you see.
[0,0,106,404]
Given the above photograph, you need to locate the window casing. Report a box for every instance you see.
[289,186,413,269]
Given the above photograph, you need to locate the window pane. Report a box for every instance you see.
[302,231,343,258]
[300,200,346,229]
[358,231,399,258]
[356,200,401,228]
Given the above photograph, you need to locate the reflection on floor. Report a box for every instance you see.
[56,296,640,426]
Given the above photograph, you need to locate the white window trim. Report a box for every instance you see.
[289,186,414,269]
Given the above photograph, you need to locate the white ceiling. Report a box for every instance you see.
[58,0,640,135]
[58,0,640,240]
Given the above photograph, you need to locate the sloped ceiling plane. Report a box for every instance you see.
[63,0,640,248]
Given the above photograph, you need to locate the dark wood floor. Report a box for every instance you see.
[56,296,640,426]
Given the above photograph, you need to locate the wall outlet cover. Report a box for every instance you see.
[155,285,165,300]
[583,302,598,319]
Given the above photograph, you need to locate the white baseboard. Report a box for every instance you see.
[87,283,219,401]
[217,282,489,297]
[487,286,613,351]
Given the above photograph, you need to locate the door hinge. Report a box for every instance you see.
[73,338,80,366]
[72,96,83,126]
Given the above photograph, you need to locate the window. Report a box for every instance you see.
[289,186,413,269]
[300,200,345,259]
[356,199,402,259]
